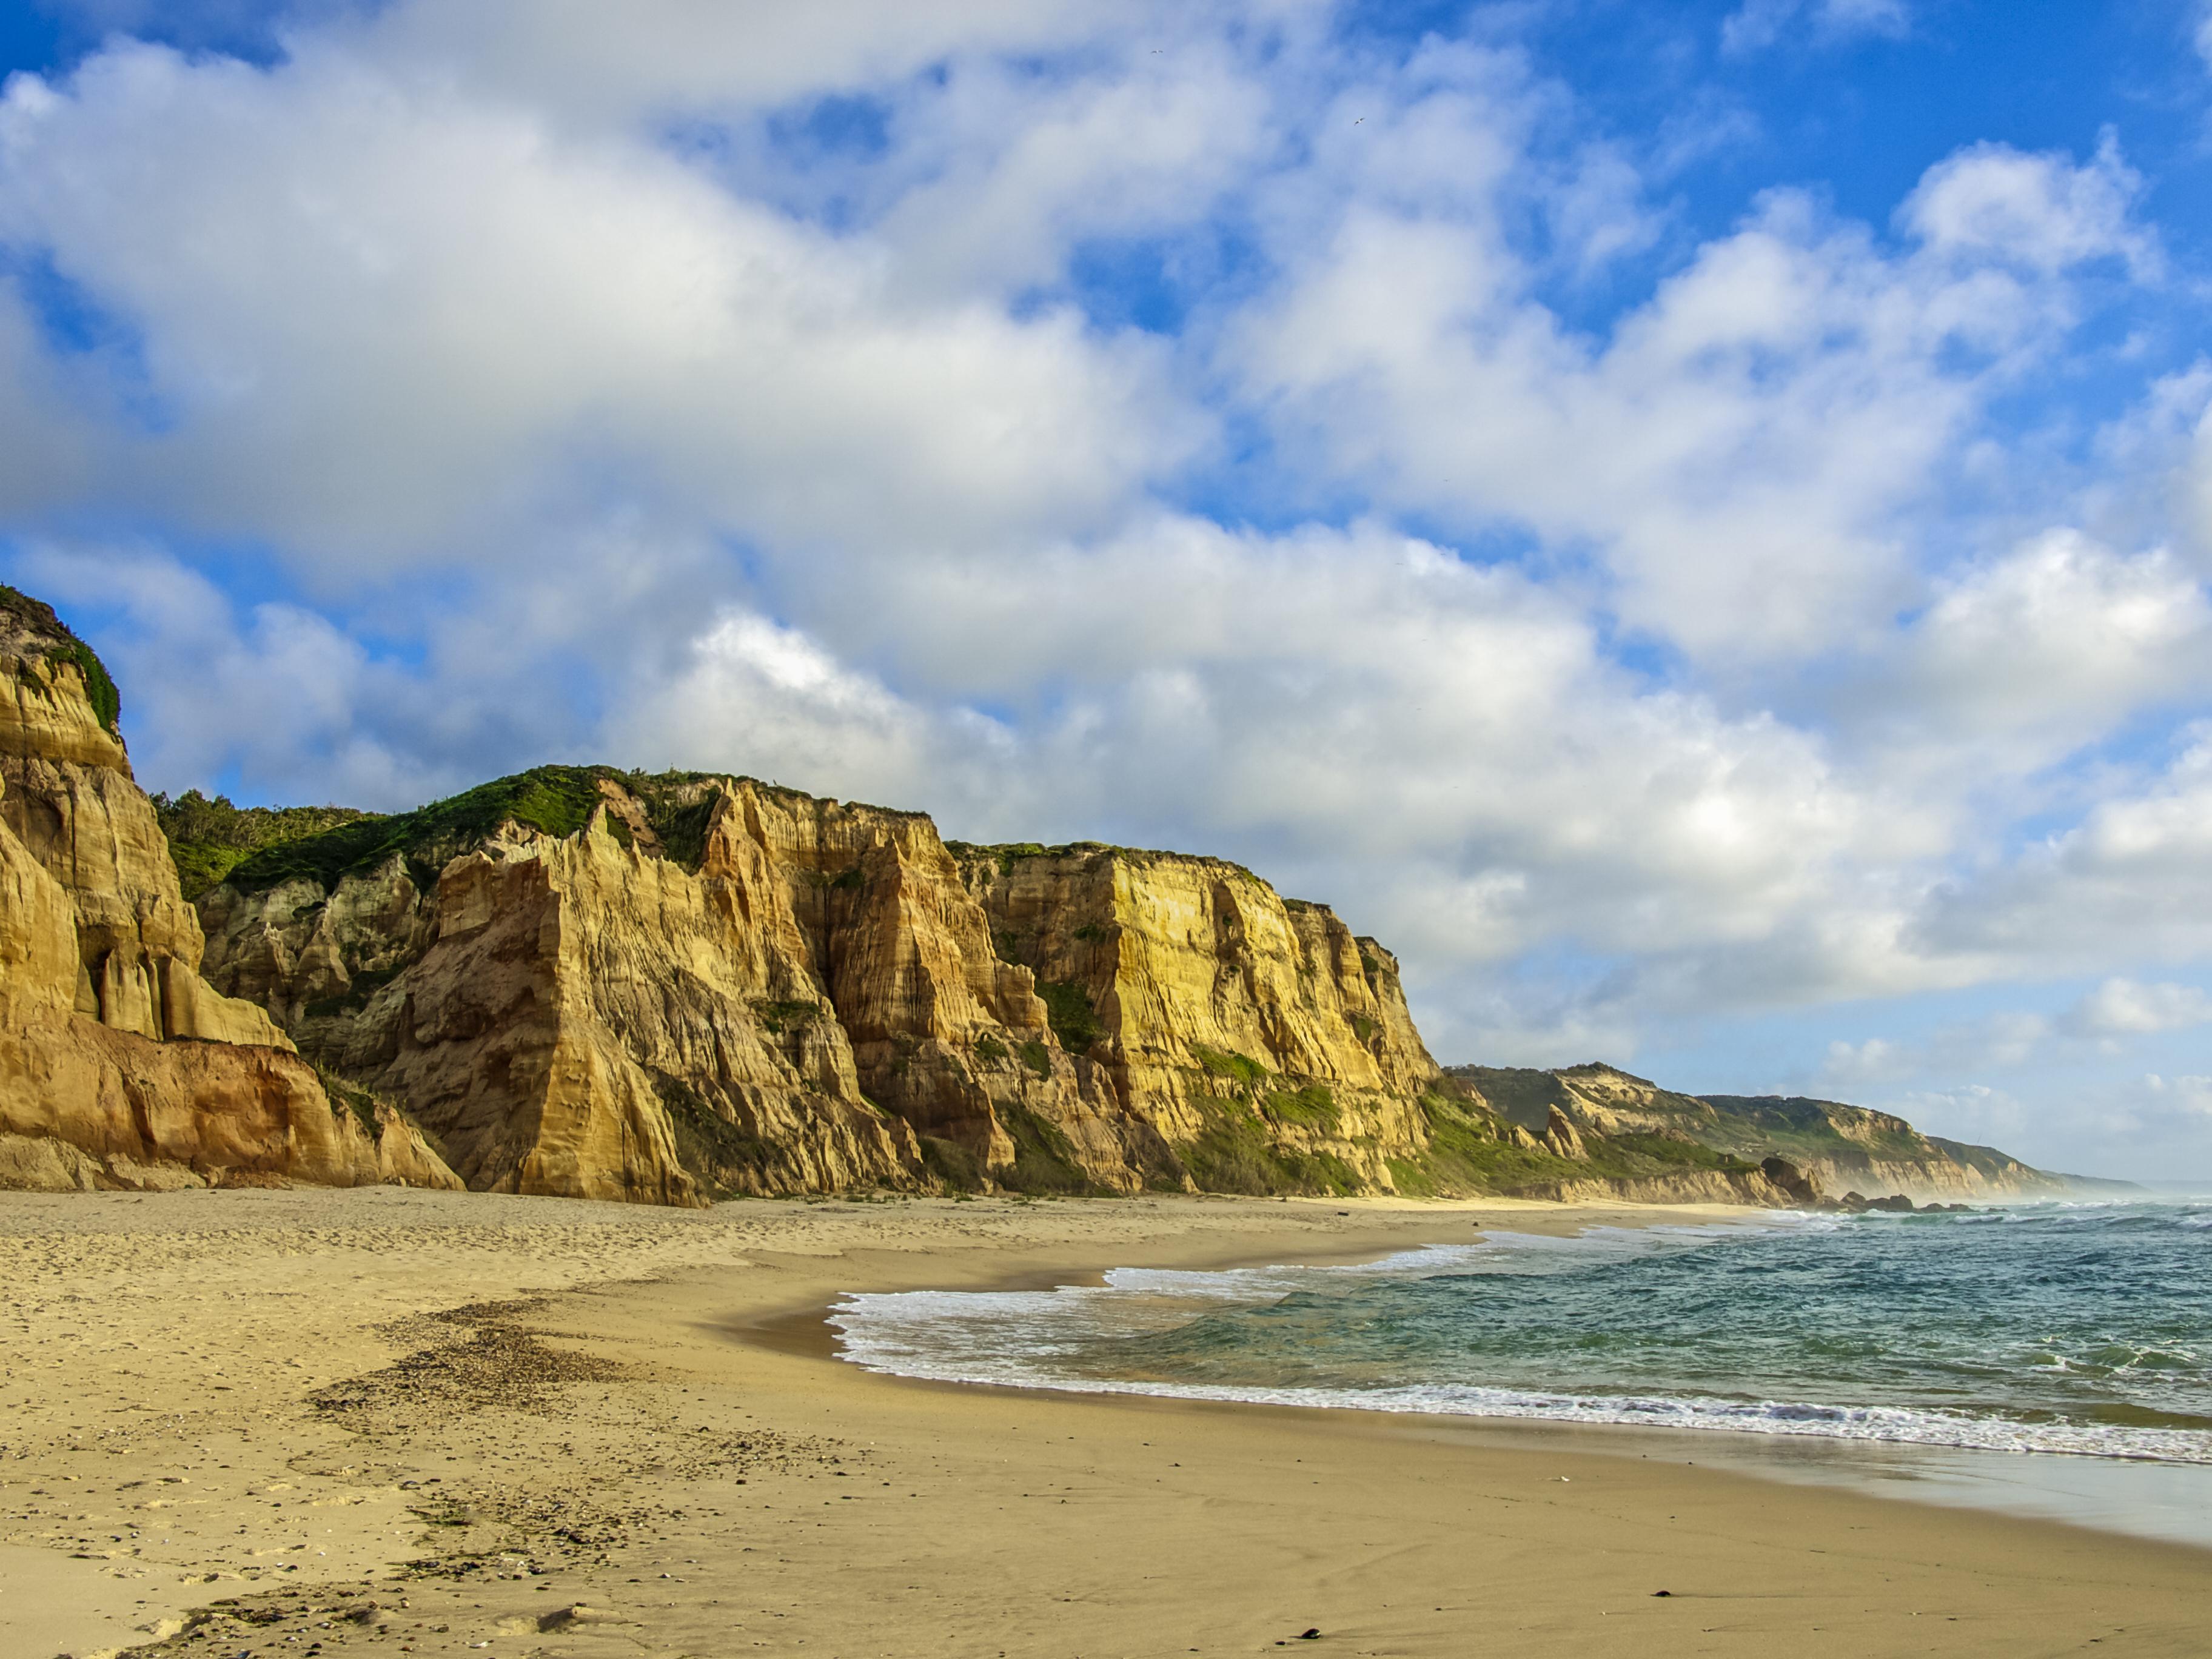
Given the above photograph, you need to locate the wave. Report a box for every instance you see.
[827,1205,2212,1470]
[831,1309,2212,1465]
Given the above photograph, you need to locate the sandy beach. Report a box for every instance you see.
[2,1188,2204,1659]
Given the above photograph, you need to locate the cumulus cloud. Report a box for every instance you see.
[1914,725,2212,970]
[2142,1073,2212,1119]
[1901,135,2156,280]
[0,39,1193,566]
[1842,531,2212,784]
[1823,1036,1914,1085]
[349,0,1155,128]
[1226,99,2147,657]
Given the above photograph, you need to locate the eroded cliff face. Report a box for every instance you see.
[955,845,1442,1193]
[0,589,458,1193]
[198,774,1453,1203]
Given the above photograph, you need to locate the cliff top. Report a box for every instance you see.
[0,585,121,736]
[211,763,943,894]
[945,839,1265,883]
[224,765,618,893]
[154,789,383,899]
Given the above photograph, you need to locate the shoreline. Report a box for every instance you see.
[3,1187,2206,1658]
[780,1202,2212,1555]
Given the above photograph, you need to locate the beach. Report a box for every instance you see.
[2,1188,2204,1659]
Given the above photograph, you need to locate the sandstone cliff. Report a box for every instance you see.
[0,586,459,1193]
[194,772,1450,1204]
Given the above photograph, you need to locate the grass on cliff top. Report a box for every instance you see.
[945,837,1262,884]
[223,765,623,893]
[0,585,121,735]
[1384,1094,1761,1198]
[213,763,946,894]
[1695,1094,1934,1165]
[154,789,383,900]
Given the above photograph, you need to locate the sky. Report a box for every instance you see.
[5,1,2212,1180]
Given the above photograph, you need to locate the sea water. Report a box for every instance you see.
[830,1200,2212,1547]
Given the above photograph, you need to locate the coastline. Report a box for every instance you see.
[3,1188,2204,1658]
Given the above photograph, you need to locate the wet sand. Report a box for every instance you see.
[1,1185,2204,1658]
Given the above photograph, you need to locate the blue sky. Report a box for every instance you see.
[5,0,2212,1178]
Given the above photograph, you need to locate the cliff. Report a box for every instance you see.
[1449,1063,2073,1202]
[190,772,1448,1204]
[0,586,460,1194]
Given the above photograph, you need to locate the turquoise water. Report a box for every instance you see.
[830,1201,2212,1540]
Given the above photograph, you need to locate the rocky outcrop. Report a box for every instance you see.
[198,774,1448,1203]
[951,843,1442,1193]
[1450,1062,2072,1203]
[0,586,459,1194]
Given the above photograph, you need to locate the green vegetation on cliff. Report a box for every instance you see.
[225,766,616,893]
[1387,1090,1760,1198]
[154,789,383,900]
[0,584,121,735]
[1036,979,1105,1052]
[205,764,807,894]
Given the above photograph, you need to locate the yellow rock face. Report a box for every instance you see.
[0,796,457,1193]
[0,598,458,1194]
[959,846,1443,1190]
[201,773,1449,1204]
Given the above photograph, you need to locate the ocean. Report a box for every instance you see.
[830,1199,2212,1547]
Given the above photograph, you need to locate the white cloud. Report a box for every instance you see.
[350,0,1124,127]
[2065,979,2212,1037]
[0,39,1194,565]
[2142,1073,2212,1119]
[1901,135,2154,280]
[1851,530,2212,773]
[1226,110,2147,658]
[612,515,1883,981]
[1722,0,1911,57]
[1823,1036,1913,1084]
[1914,725,2212,970]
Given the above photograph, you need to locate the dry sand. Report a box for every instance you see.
[0,1186,2203,1659]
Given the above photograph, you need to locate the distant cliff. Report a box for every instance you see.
[1449,1063,2076,1202]
[0,586,457,1193]
[0,585,2088,1208]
